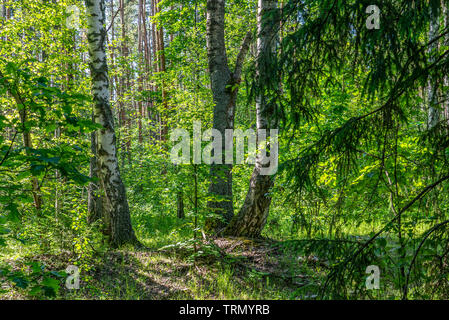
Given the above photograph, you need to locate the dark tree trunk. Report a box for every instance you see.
[5,76,43,211]
[444,0,449,126]
[177,190,185,219]
[88,114,103,224]
[427,2,440,129]
[205,0,252,233]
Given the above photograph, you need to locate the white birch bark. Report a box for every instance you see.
[85,0,139,247]
[225,0,278,237]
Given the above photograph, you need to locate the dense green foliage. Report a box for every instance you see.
[1,0,449,300]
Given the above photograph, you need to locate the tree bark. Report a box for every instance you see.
[154,0,168,142]
[0,8,41,209]
[88,113,103,224]
[118,0,131,166]
[19,105,43,211]
[224,0,278,238]
[428,2,440,129]
[443,0,449,126]
[3,73,43,211]
[85,0,139,247]
[177,190,185,219]
[205,0,253,233]
[137,0,144,143]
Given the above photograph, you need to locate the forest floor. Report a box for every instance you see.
[0,237,326,300]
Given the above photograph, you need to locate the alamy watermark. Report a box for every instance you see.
[65,265,80,290]
[170,121,279,175]
[365,265,380,290]
[366,5,380,30]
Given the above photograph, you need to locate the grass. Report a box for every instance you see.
[0,239,322,300]
[0,209,324,300]
[1,203,447,300]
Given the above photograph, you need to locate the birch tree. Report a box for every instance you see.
[225,0,278,237]
[85,0,139,247]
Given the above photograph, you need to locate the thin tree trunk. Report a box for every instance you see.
[149,0,159,140]
[137,0,144,143]
[444,0,449,126]
[88,113,103,224]
[1,4,41,211]
[119,0,129,166]
[109,0,116,108]
[3,77,43,210]
[85,0,139,247]
[20,107,43,211]
[177,190,185,219]
[154,0,168,142]
[141,0,151,120]
[224,0,279,238]
[428,2,440,129]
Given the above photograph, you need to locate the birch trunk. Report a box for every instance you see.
[85,0,139,247]
[224,0,278,238]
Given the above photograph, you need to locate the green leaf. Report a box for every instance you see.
[12,276,28,289]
